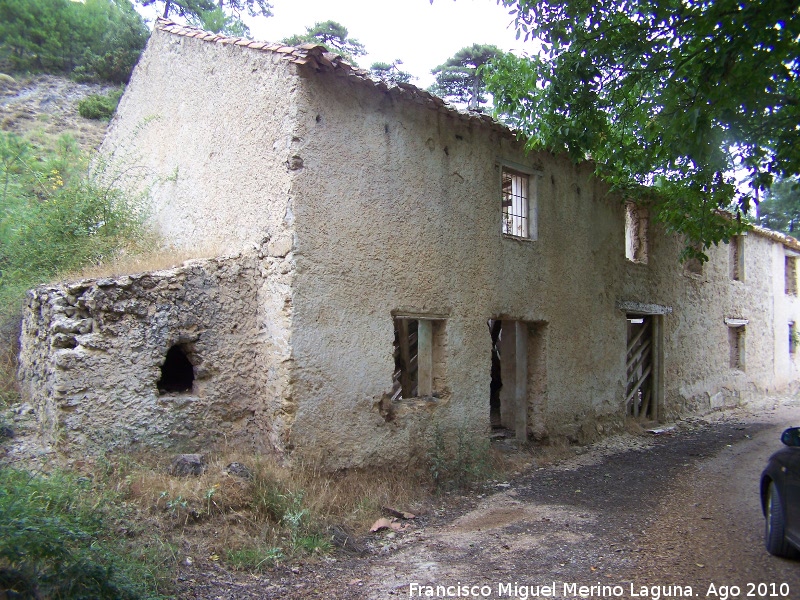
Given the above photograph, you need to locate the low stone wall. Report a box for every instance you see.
[17,253,282,453]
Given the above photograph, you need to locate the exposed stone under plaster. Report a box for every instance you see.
[18,250,295,454]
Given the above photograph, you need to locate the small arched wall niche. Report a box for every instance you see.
[157,344,195,394]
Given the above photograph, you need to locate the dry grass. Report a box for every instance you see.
[115,451,426,534]
[0,415,539,579]
[279,460,428,531]
[0,318,21,407]
[527,438,581,467]
[63,241,229,281]
[624,416,649,435]
[58,448,438,573]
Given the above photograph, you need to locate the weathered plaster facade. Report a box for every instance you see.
[18,20,800,468]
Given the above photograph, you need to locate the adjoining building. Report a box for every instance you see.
[18,20,800,468]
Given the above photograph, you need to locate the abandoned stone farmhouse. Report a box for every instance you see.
[17,19,800,468]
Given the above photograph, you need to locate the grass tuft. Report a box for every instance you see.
[427,422,496,490]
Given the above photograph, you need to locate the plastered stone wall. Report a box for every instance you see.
[284,68,800,468]
[284,70,636,468]
[100,29,298,256]
[622,225,800,416]
[18,253,292,453]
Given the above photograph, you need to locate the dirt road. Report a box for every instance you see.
[182,398,800,599]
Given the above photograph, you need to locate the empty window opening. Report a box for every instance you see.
[625,203,649,264]
[786,256,798,295]
[728,325,745,370]
[392,317,446,400]
[502,167,533,238]
[790,322,796,357]
[729,235,744,281]
[626,315,657,420]
[158,345,194,393]
[488,319,547,443]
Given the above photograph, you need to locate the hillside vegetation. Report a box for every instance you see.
[0,4,163,594]
[0,0,148,84]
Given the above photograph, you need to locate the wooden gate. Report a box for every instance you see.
[625,315,654,420]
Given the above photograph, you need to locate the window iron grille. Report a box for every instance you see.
[502,168,529,238]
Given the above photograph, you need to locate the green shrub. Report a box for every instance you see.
[0,0,148,83]
[0,130,146,322]
[0,467,171,598]
[78,88,123,120]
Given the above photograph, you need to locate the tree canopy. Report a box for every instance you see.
[137,0,271,36]
[283,20,366,64]
[430,44,501,111]
[370,60,413,86]
[0,0,149,83]
[139,0,214,20]
[758,177,800,236]
[139,0,270,20]
[485,0,800,255]
[188,6,248,36]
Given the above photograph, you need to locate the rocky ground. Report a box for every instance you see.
[0,72,115,151]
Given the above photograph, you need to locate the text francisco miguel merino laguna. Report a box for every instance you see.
[408,581,715,599]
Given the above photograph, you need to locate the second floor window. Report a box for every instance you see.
[502,167,531,238]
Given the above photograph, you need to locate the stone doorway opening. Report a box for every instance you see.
[488,319,547,442]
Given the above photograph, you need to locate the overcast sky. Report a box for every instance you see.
[243,0,525,88]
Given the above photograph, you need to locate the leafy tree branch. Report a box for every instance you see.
[485,0,799,255]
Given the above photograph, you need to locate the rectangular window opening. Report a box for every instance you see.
[392,317,446,400]
[625,202,649,264]
[786,256,797,295]
[730,235,745,281]
[728,325,745,370]
[502,167,534,239]
[790,322,796,357]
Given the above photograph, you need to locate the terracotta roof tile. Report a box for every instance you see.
[751,224,800,251]
[154,18,510,134]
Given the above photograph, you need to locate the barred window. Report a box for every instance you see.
[502,168,531,238]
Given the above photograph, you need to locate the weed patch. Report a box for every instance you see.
[225,546,283,572]
[0,130,148,323]
[0,467,173,599]
[427,422,495,490]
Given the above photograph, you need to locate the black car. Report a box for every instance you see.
[761,427,800,558]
